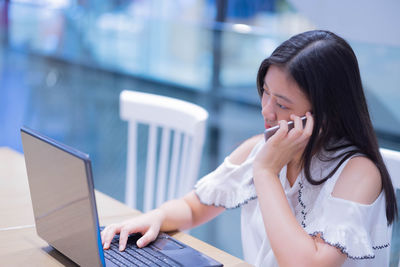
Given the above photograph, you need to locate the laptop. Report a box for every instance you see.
[21,127,223,267]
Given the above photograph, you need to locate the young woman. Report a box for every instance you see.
[101,30,397,267]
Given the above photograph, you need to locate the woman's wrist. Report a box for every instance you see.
[151,208,167,224]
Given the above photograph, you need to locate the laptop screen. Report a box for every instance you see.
[21,127,104,266]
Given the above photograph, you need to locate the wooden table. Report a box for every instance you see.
[0,147,252,266]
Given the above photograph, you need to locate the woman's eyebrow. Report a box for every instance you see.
[263,82,293,104]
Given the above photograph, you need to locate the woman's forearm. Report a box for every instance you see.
[253,170,319,266]
[157,198,194,232]
[158,191,224,232]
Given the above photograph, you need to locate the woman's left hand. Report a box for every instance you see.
[254,112,314,176]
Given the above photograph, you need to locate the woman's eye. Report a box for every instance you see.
[277,103,287,109]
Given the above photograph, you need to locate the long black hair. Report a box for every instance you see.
[256,30,397,224]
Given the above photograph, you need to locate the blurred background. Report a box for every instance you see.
[1,0,399,265]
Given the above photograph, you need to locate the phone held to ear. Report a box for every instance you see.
[264,115,307,141]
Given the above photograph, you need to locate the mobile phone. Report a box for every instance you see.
[264,115,307,141]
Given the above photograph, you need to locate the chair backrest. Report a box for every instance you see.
[380,148,400,191]
[120,90,208,212]
[380,148,400,267]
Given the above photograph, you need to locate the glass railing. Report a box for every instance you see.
[5,1,312,93]
[6,2,400,143]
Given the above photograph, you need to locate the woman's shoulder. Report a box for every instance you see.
[228,134,264,165]
[332,156,382,205]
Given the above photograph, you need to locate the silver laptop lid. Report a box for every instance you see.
[21,127,105,267]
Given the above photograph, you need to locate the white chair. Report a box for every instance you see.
[380,148,400,267]
[381,148,400,191]
[120,90,208,212]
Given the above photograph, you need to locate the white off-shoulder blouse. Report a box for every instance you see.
[195,139,392,267]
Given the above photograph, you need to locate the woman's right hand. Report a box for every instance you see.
[101,209,166,251]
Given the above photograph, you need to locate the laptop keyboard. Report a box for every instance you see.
[104,238,181,267]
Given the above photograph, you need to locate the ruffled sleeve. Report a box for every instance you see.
[194,139,264,209]
[194,157,256,209]
[303,191,391,260]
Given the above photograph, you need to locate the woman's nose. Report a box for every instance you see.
[261,98,276,121]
